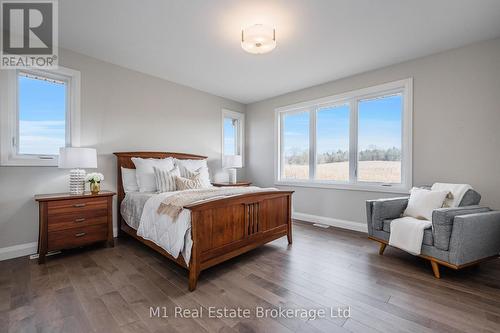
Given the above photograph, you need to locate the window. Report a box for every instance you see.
[0,67,81,166]
[224,117,238,155]
[275,78,412,193]
[282,110,309,179]
[358,94,402,184]
[18,72,67,155]
[222,109,244,162]
[316,104,350,182]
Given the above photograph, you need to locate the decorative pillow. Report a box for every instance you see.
[175,159,211,188]
[404,187,448,221]
[153,166,180,193]
[121,167,139,193]
[175,158,207,173]
[175,174,205,190]
[131,157,175,192]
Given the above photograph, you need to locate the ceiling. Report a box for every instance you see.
[60,0,500,104]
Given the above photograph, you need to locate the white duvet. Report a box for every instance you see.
[135,187,277,266]
[137,192,193,266]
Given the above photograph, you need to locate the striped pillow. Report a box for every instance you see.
[175,174,205,190]
[153,166,180,192]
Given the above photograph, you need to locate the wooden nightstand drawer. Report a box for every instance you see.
[48,197,108,216]
[48,224,108,251]
[35,191,116,263]
[48,215,108,232]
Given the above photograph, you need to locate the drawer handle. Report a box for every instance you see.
[73,203,86,208]
[75,232,86,237]
[75,218,86,223]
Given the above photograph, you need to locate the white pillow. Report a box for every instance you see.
[131,157,175,192]
[404,187,448,221]
[121,167,139,193]
[175,159,211,188]
[175,158,207,173]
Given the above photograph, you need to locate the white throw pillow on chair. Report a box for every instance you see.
[404,187,448,221]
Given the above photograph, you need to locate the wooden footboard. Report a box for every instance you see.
[185,190,293,290]
[114,152,293,291]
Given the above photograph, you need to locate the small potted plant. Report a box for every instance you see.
[85,172,104,195]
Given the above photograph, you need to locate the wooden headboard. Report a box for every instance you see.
[113,151,207,216]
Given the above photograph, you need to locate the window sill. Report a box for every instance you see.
[0,155,58,167]
[274,180,411,194]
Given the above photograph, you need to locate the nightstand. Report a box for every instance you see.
[212,181,252,187]
[35,191,115,264]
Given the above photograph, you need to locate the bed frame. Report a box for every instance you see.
[114,152,293,291]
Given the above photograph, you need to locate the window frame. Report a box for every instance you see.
[0,66,81,166]
[274,78,412,193]
[221,109,245,166]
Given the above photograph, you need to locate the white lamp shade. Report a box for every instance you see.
[223,155,243,168]
[58,147,97,169]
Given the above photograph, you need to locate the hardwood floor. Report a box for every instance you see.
[1,221,499,333]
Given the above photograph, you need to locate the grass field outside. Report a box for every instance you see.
[284,161,401,183]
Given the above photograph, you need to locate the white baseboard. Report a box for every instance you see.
[0,241,38,261]
[293,212,368,233]
[0,227,119,262]
[0,215,364,261]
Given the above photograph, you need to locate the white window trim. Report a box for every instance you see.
[0,66,81,166]
[221,109,245,166]
[274,78,413,194]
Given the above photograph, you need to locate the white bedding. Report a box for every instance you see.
[121,191,192,265]
[120,192,155,229]
[123,187,277,267]
[137,191,193,266]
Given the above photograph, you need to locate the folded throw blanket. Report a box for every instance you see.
[157,186,276,219]
[431,183,472,207]
[389,216,432,255]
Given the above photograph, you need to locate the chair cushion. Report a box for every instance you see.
[458,189,481,206]
[383,219,434,246]
[431,206,490,251]
[371,198,409,231]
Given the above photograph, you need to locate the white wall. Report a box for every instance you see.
[1,38,499,257]
[0,48,245,253]
[246,38,500,226]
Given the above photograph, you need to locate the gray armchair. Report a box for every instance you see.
[366,189,500,278]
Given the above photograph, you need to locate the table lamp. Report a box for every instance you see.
[58,147,97,195]
[223,155,242,184]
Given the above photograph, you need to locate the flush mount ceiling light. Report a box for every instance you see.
[241,24,276,54]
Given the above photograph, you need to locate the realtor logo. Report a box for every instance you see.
[1,0,58,68]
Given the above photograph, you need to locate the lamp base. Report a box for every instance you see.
[69,169,86,195]
[227,168,237,184]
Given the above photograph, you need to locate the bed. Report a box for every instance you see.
[114,152,293,291]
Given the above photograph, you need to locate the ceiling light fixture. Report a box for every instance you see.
[241,24,276,54]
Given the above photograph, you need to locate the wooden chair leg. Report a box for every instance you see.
[378,243,387,255]
[430,260,441,279]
